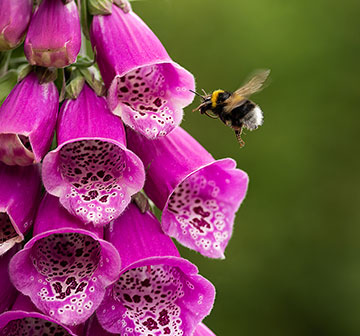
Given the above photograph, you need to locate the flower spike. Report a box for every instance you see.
[0,72,59,166]
[90,4,195,139]
[97,203,215,335]
[9,194,121,326]
[127,127,249,259]
[24,0,81,68]
[42,83,145,226]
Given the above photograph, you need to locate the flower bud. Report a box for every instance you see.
[0,0,32,51]
[24,0,81,68]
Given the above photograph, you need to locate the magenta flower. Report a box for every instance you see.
[42,83,145,226]
[0,162,41,255]
[0,72,59,166]
[0,294,83,335]
[90,4,195,139]
[0,246,18,314]
[127,127,249,259]
[9,194,121,326]
[85,315,115,336]
[0,0,32,51]
[24,0,81,68]
[97,203,215,335]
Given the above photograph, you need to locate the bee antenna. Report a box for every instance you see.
[189,89,205,99]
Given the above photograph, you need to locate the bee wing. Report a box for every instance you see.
[223,69,270,114]
[235,69,270,97]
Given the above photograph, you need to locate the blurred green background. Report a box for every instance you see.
[133,0,360,335]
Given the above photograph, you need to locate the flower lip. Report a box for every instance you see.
[162,158,249,259]
[43,136,144,226]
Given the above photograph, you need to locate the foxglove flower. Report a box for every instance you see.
[90,4,195,139]
[127,127,249,259]
[0,72,59,166]
[0,162,41,255]
[0,294,83,335]
[9,194,121,325]
[97,203,215,335]
[42,83,145,226]
[0,246,18,314]
[24,0,81,67]
[0,0,32,51]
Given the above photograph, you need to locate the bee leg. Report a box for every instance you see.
[202,89,208,96]
[235,127,245,147]
[204,111,218,119]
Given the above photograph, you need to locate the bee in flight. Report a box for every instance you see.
[191,69,270,147]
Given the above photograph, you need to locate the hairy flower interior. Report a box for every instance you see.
[115,65,178,137]
[30,233,101,317]
[0,317,71,336]
[166,167,230,257]
[0,134,34,166]
[110,264,195,336]
[59,139,129,225]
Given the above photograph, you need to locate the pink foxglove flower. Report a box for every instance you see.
[24,0,81,68]
[0,0,33,51]
[0,294,83,335]
[0,162,41,255]
[0,72,59,166]
[127,127,249,259]
[0,246,18,314]
[9,194,121,326]
[42,84,145,226]
[90,4,195,139]
[97,203,215,335]
[85,315,115,336]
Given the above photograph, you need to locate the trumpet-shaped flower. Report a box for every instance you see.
[0,72,59,166]
[42,84,144,226]
[127,127,249,259]
[9,194,121,326]
[24,0,81,67]
[90,4,195,139]
[97,203,215,335]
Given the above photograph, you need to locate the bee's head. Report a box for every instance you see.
[190,90,212,113]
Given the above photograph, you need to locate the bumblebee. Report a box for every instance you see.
[192,69,270,147]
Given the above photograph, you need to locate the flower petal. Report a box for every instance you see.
[0,72,59,165]
[0,162,42,255]
[194,323,216,336]
[42,84,144,226]
[127,127,249,258]
[91,5,195,138]
[9,194,121,326]
[97,204,215,335]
